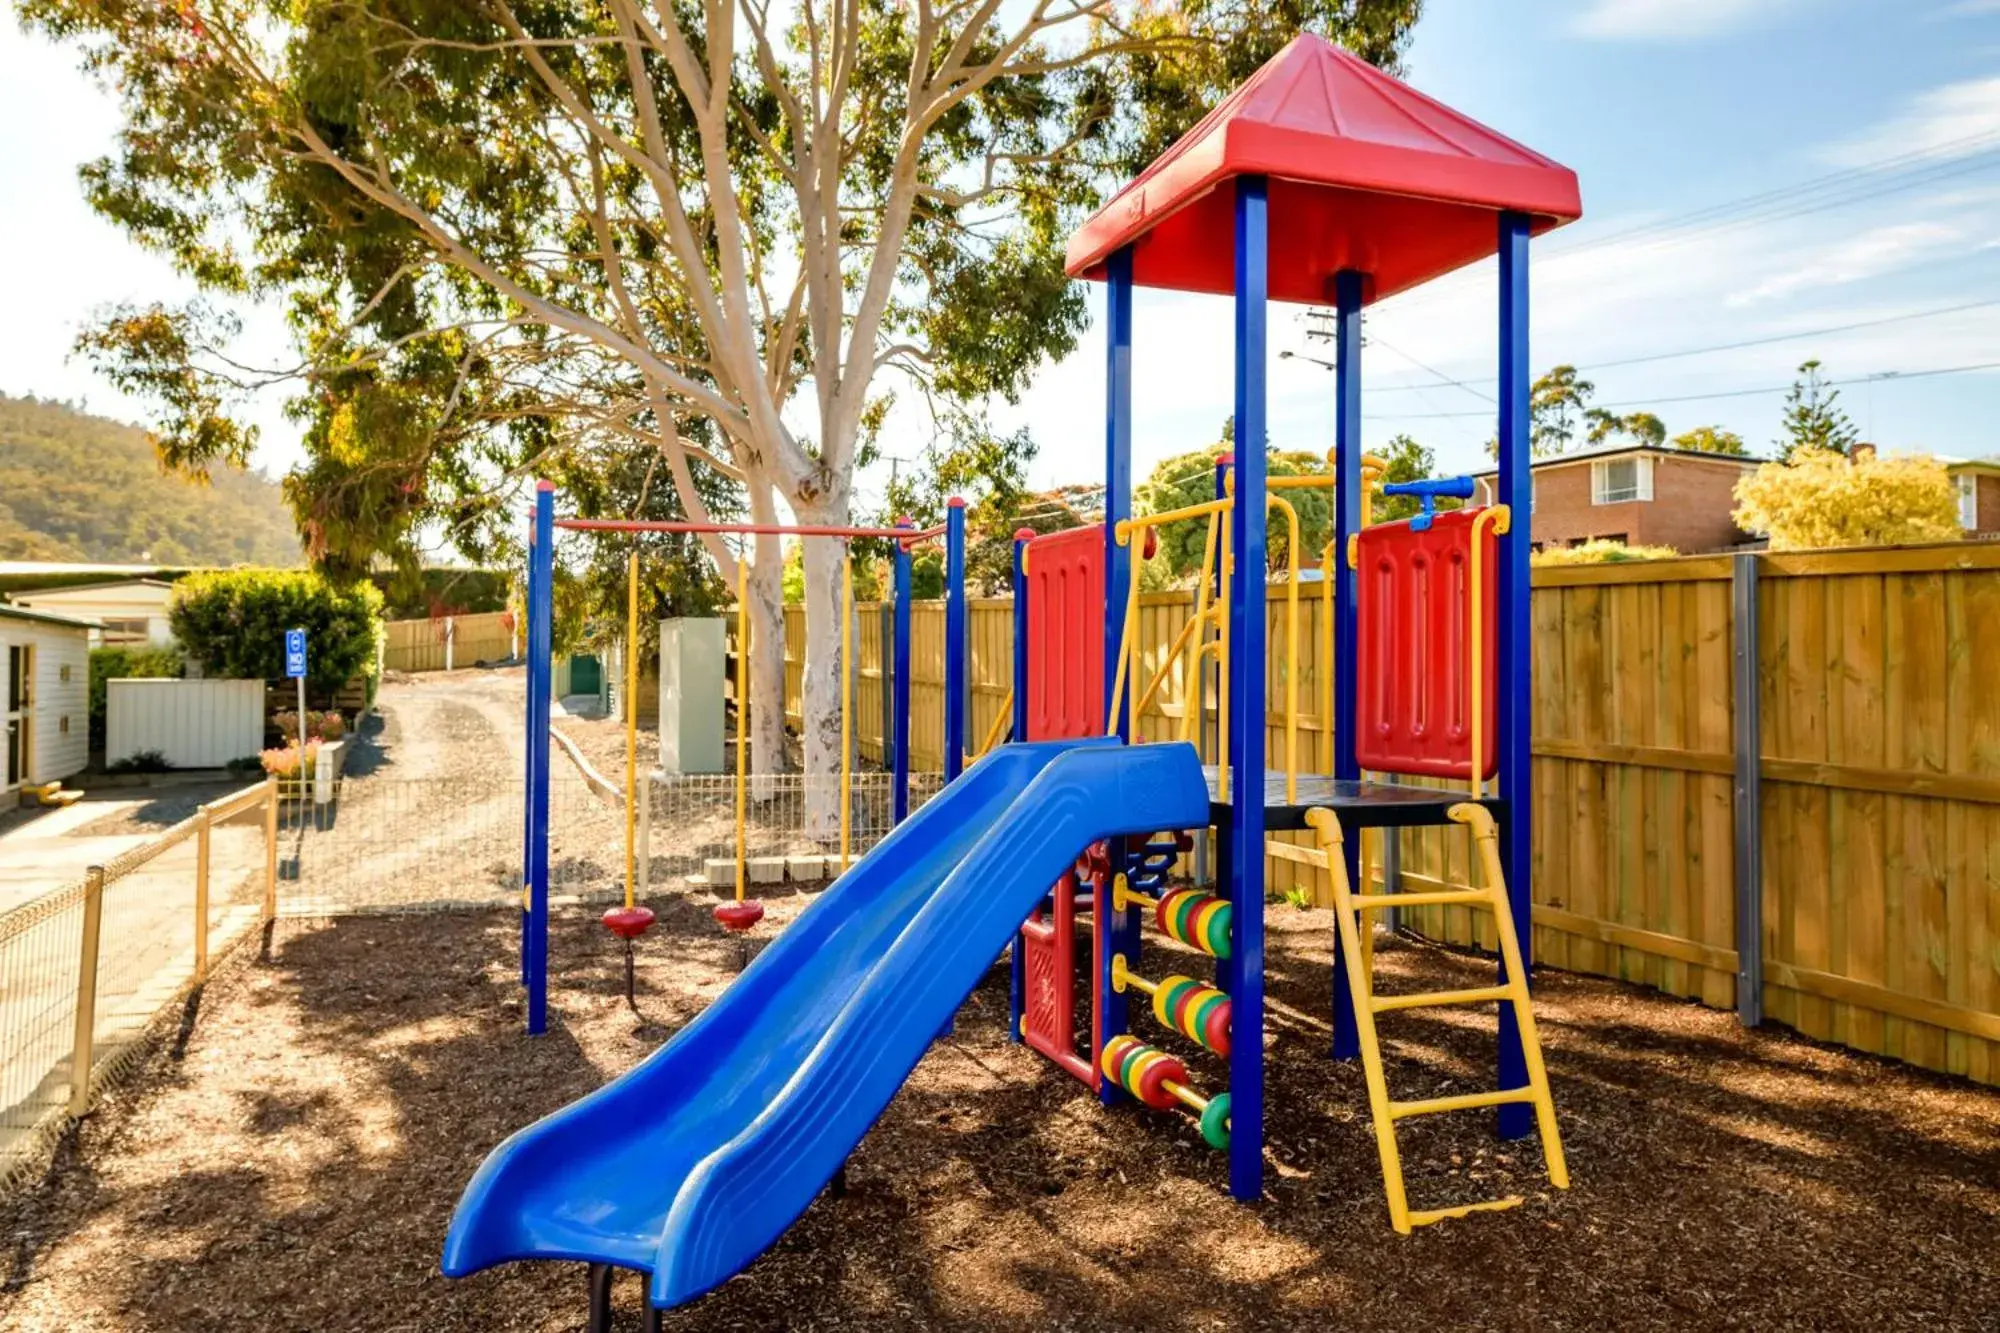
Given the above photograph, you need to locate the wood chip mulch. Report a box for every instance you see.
[1,896,1995,1333]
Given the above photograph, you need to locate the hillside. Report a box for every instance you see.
[0,395,301,566]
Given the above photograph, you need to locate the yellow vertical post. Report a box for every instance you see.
[68,867,105,1116]
[734,553,748,904]
[261,774,278,922]
[624,549,640,910]
[840,552,854,873]
[1216,481,1233,800]
[194,806,211,983]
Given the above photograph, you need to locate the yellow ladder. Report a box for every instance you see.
[1304,803,1569,1234]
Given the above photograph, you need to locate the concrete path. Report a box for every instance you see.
[0,797,159,911]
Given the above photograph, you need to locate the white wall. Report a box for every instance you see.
[1,620,90,783]
[14,581,176,646]
[106,679,264,769]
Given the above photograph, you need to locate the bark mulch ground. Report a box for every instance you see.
[1,896,1995,1333]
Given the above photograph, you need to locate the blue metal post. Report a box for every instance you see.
[1008,531,1031,1041]
[1227,176,1268,1203]
[1330,267,1366,1062]
[520,518,536,990]
[944,499,968,782]
[1097,245,1136,1107]
[891,523,913,824]
[1495,211,1535,1140]
[525,482,555,1036]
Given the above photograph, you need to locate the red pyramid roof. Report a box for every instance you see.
[1065,34,1582,305]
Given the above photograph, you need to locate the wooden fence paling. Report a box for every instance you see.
[758,542,1997,1086]
[381,612,514,673]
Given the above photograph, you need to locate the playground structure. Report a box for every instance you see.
[445,32,1583,1323]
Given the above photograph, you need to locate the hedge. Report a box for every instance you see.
[168,569,384,698]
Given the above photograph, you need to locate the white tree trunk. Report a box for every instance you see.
[797,523,848,838]
[745,530,788,792]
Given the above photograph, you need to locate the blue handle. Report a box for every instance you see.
[1381,475,1476,532]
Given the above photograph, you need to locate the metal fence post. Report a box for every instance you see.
[195,806,212,982]
[1732,553,1764,1027]
[69,867,106,1116]
[263,774,279,920]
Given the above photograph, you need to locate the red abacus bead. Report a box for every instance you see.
[602,906,656,940]
[713,900,766,933]
[1135,1050,1189,1110]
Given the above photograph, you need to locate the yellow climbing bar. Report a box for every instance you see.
[1370,985,1513,1014]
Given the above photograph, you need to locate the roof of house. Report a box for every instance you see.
[12,577,177,598]
[1945,457,2000,475]
[1065,33,1582,305]
[1470,441,1765,478]
[0,603,100,631]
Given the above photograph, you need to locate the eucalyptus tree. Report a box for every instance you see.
[27,0,1420,793]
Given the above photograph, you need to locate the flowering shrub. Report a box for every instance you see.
[273,709,346,742]
[1532,540,1680,567]
[1733,447,1961,550]
[260,739,322,781]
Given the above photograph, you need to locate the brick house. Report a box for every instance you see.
[1946,459,2000,537]
[1472,442,1761,554]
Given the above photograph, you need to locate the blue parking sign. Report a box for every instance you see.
[285,628,308,679]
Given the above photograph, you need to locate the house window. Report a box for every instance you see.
[1959,475,1979,530]
[1591,456,1652,505]
[97,618,152,646]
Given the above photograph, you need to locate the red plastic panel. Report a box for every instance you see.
[1023,525,1105,741]
[1354,506,1498,781]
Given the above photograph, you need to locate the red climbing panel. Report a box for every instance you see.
[1023,525,1105,741]
[1354,507,1499,781]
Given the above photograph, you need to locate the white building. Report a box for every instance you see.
[10,578,178,648]
[0,603,93,794]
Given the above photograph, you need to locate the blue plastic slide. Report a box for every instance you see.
[443,736,1208,1310]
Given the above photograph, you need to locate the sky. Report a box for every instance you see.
[2,0,1998,522]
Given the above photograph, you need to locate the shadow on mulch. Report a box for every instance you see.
[1,895,1996,1333]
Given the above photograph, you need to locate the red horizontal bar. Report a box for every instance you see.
[553,518,948,542]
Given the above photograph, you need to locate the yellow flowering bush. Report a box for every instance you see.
[1733,447,1961,550]
[1532,540,1680,566]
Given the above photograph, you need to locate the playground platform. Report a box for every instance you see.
[1201,767,1501,833]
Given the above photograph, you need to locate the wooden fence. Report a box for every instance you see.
[382,612,514,673]
[773,541,2000,1087]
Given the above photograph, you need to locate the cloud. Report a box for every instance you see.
[1570,0,1805,40]
[1728,222,1966,305]
[1818,76,2000,167]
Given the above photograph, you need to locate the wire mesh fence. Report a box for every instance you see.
[0,781,274,1190]
[266,769,945,915]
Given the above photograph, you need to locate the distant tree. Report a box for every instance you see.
[1733,447,1959,550]
[1136,445,1331,581]
[1531,365,1595,456]
[1776,360,1859,461]
[877,416,1050,595]
[169,569,383,702]
[1671,425,1748,456]
[1584,407,1666,449]
[1371,434,1459,523]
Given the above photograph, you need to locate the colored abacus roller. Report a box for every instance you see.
[1153,887,1234,960]
[1110,954,1232,1057]
[1100,1034,1232,1149]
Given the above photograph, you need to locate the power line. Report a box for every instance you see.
[1369,359,2000,421]
[1360,294,2000,397]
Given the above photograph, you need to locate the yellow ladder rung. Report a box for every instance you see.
[1390,1087,1537,1120]
[1407,1196,1524,1228]
[1371,985,1514,1014]
[1350,889,1491,911]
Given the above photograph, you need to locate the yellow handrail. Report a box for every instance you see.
[1116,497,1232,537]
[1267,474,1335,491]
[1467,505,1512,800]
[1267,494,1303,803]
[973,689,1013,759]
[1106,520,1145,739]
[1217,485,1233,799]
[1133,509,1221,723]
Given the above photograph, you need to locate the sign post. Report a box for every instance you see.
[285,628,308,745]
